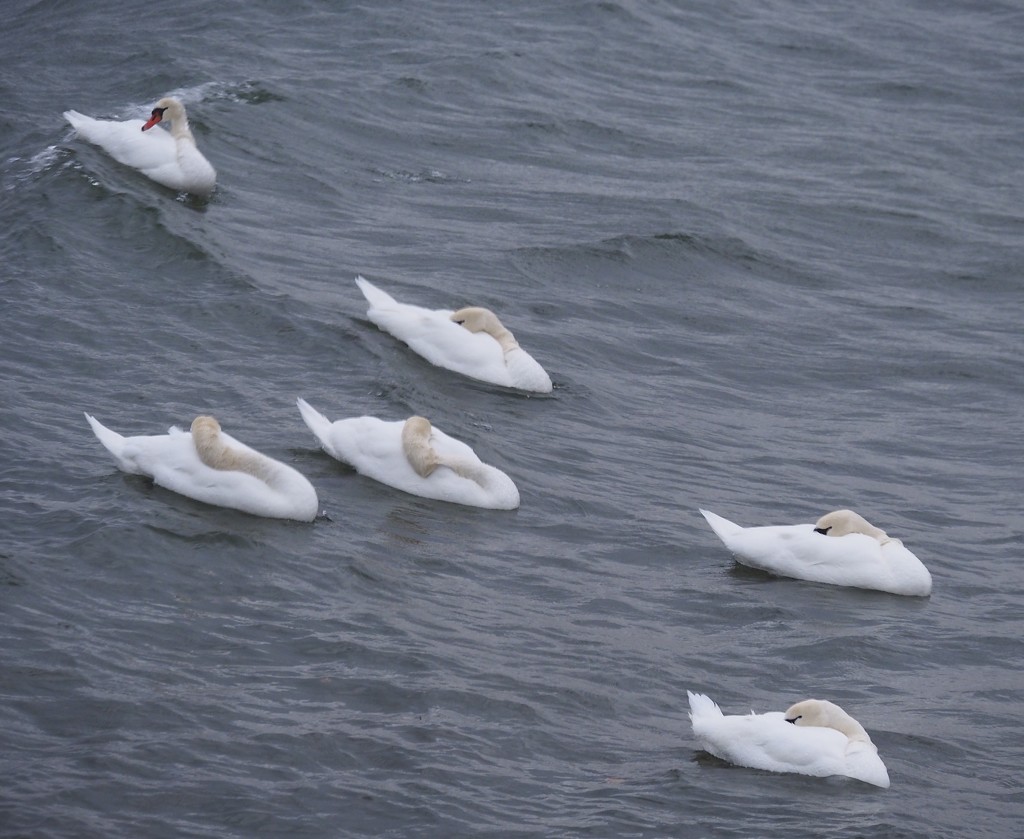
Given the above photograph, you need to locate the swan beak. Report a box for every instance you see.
[813,526,830,535]
[785,717,797,724]
[141,108,166,132]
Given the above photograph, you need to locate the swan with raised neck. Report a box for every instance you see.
[63,95,217,196]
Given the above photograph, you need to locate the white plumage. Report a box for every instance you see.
[85,413,318,521]
[700,509,932,596]
[355,276,552,392]
[688,692,890,788]
[64,97,216,196]
[297,398,520,510]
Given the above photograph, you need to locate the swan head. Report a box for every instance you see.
[142,97,185,132]
[450,306,520,353]
[450,306,504,334]
[784,699,836,727]
[813,509,888,542]
[784,699,872,743]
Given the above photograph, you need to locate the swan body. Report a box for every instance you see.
[688,692,890,788]
[296,398,520,509]
[64,97,216,196]
[85,413,318,521]
[355,277,552,392]
[699,509,932,596]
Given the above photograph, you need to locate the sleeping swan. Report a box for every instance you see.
[688,692,890,788]
[64,97,216,196]
[355,276,552,392]
[699,508,932,596]
[296,398,520,509]
[85,413,318,521]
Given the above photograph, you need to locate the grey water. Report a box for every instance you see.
[2,1,1022,837]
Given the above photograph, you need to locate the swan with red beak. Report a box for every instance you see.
[64,96,216,196]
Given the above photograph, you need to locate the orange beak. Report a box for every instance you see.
[141,108,165,131]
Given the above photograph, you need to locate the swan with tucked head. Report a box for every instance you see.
[699,508,932,595]
[64,96,217,196]
[85,413,318,521]
[688,692,890,788]
[355,277,552,392]
[297,398,520,509]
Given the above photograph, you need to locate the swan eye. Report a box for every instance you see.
[813,526,831,535]
[151,107,167,117]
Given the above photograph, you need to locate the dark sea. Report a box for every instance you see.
[2,1,1022,837]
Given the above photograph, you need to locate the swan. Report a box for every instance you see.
[699,508,932,596]
[688,692,890,788]
[355,276,553,392]
[64,97,216,196]
[296,398,520,509]
[85,413,318,521]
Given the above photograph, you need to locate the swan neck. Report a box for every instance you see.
[437,455,490,488]
[401,417,441,478]
[493,325,520,354]
[167,110,195,143]
[832,713,872,745]
[192,419,274,484]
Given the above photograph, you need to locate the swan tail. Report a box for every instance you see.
[64,110,88,129]
[687,691,724,721]
[85,413,138,474]
[355,276,398,310]
[700,509,743,540]
[296,398,333,448]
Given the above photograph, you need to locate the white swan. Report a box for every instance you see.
[296,398,520,509]
[688,692,890,788]
[355,277,553,392]
[699,509,932,596]
[64,97,216,196]
[85,413,318,521]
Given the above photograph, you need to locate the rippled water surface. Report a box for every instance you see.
[2,1,1022,837]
